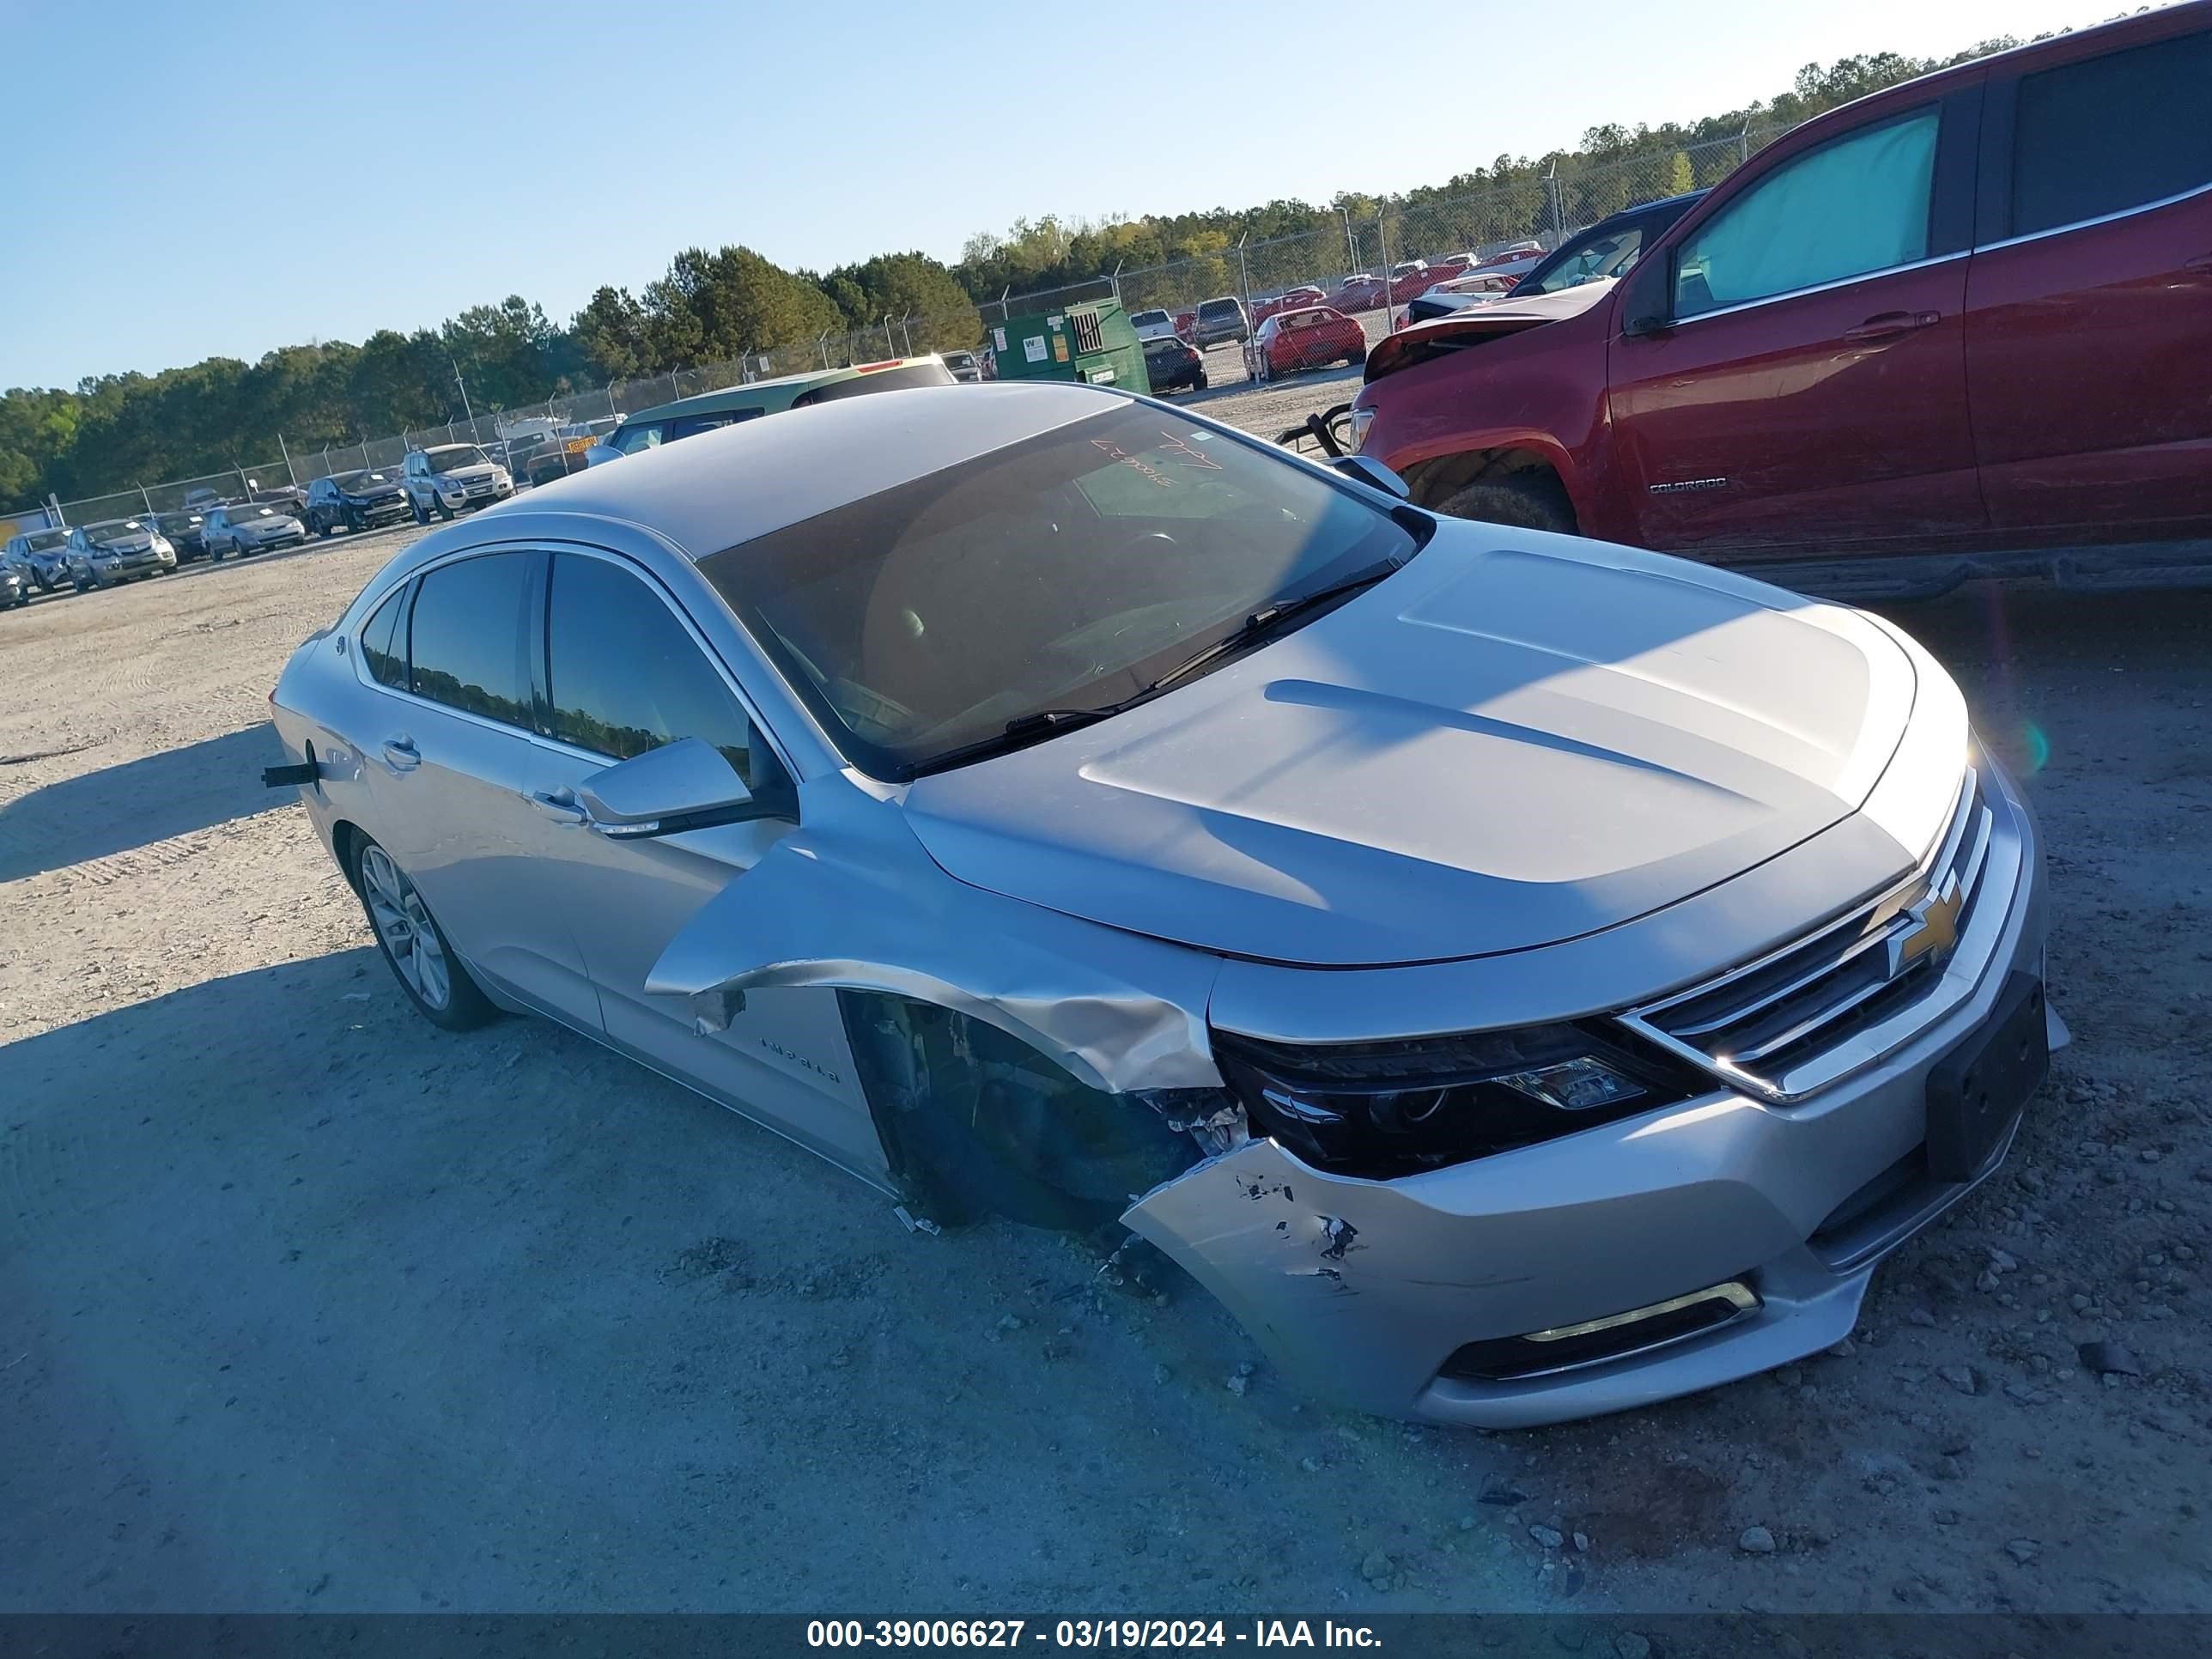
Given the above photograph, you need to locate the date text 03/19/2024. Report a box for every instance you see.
[806,1621,1384,1649]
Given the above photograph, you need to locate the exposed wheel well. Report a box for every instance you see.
[330,819,363,894]
[837,991,1200,1232]
[1401,447,1577,527]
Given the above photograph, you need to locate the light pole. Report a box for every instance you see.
[447,351,477,434]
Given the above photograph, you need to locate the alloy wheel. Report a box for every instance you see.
[358,845,452,1011]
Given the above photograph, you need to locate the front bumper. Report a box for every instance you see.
[1123,758,2057,1427]
[440,480,514,509]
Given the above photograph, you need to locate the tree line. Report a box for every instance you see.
[1,37,2030,510]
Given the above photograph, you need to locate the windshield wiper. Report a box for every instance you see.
[1142,563,1399,697]
[907,564,1399,779]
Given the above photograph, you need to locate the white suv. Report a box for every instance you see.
[402,444,514,523]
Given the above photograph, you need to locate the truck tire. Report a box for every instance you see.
[1435,472,1577,534]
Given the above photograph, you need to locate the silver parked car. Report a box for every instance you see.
[5,525,75,592]
[266,383,2059,1427]
[204,501,307,557]
[401,443,514,522]
[65,518,177,588]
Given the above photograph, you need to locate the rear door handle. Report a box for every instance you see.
[526,789,587,824]
[1842,310,1942,343]
[380,736,419,772]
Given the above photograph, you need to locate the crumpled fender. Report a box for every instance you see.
[642,778,1224,1097]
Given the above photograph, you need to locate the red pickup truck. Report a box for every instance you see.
[1346,4,2212,599]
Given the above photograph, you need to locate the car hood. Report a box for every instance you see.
[95,538,154,555]
[435,465,497,484]
[1364,278,1613,380]
[899,528,1917,969]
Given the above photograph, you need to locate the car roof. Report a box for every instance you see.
[482,382,1124,560]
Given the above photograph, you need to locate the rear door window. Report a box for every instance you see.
[664,409,763,442]
[406,553,532,727]
[361,583,411,689]
[1674,108,1941,318]
[2008,27,2212,237]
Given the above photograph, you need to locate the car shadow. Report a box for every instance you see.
[0,722,286,884]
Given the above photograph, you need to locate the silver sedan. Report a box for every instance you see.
[266,383,2062,1426]
[205,501,307,557]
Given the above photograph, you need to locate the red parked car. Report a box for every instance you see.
[1478,240,1544,268]
[1244,306,1368,383]
[1384,260,1435,304]
[1347,4,2212,598]
[1253,285,1328,326]
[1325,273,1388,313]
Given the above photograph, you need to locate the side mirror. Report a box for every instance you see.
[577,738,763,839]
[1330,454,1409,500]
[582,443,619,467]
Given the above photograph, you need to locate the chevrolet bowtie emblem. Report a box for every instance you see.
[1888,877,1964,976]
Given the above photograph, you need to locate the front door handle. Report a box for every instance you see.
[526,789,587,824]
[380,735,419,771]
[1842,310,1941,343]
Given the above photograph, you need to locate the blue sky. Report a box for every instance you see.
[2,0,2114,390]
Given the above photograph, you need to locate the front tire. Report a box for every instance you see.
[351,836,498,1031]
[1435,472,1577,534]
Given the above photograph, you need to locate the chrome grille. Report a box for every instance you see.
[1622,769,1996,1102]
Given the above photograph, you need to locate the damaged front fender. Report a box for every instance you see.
[643,782,1225,1098]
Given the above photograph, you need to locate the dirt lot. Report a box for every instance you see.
[2,380,2208,1615]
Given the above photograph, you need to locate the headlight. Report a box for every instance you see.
[1212,1024,1707,1179]
[151,537,172,553]
[493,468,511,486]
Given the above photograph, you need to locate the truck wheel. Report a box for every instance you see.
[1346,347,1367,367]
[1436,473,1577,534]
[1193,372,1207,392]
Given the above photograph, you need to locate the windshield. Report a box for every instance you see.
[1197,300,1240,319]
[696,405,1417,780]
[153,514,199,533]
[90,520,148,543]
[427,446,489,474]
[27,529,69,550]
[334,471,393,490]
[1523,225,1649,294]
[1129,311,1170,326]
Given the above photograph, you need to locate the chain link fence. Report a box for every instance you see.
[48,125,1794,524]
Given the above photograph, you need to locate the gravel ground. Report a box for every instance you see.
[2,390,2208,1615]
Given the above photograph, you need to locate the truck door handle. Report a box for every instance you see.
[526,789,587,824]
[380,735,419,771]
[1842,310,1941,343]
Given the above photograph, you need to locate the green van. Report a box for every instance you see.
[586,356,959,466]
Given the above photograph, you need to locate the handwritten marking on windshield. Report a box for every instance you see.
[1156,430,1224,471]
[1091,437,1176,489]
